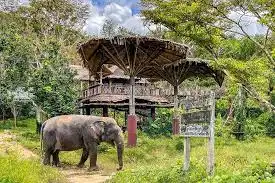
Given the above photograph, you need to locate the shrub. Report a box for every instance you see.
[143,108,172,137]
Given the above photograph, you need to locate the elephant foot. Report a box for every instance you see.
[43,160,50,166]
[77,163,85,168]
[54,164,61,168]
[88,165,99,171]
[117,166,123,171]
[52,162,61,167]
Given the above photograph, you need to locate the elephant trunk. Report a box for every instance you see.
[115,134,124,170]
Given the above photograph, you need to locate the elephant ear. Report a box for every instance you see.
[90,121,105,139]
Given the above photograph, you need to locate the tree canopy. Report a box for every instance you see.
[141,0,275,112]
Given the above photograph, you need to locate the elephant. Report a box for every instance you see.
[40,115,124,171]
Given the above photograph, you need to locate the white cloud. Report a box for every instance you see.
[229,11,267,36]
[103,3,132,24]
[122,15,149,35]
[83,2,150,36]
[83,5,106,35]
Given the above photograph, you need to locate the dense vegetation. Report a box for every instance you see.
[0,0,274,182]
[0,118,274,183]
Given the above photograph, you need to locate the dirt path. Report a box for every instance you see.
[0,130,112,183]
[0,130,37,158]
[60,167,112,183]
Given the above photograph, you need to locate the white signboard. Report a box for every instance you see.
[182,124,209,137]
[180,91,215,176]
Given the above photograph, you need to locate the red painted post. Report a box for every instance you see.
[172,117,180,135]
[127,115,137,147]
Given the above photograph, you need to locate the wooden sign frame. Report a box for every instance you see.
[180,91,215,176]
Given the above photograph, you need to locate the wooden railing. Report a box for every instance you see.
[81,83,225,99]
[82,84,173,98]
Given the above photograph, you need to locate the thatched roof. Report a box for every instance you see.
[70,65,91,81]
[142,58,225,86]
[78,36,224,87]
[78,36,189,77]
[100,65,150,84]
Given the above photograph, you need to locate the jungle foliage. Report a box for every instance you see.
[0,0,90,119]
[141,0,275,113]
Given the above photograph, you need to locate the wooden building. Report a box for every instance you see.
[78,65,173,122]
[77,36,225,146]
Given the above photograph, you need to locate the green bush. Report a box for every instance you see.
[111,159,275,183]
[0,155,64,183]
[205,160,274,183]
[143,108,172,137]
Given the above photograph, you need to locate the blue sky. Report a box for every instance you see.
[91,0,140,14]
[83,0,266,36]
[83,0,149,35]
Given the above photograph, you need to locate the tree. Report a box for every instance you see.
[29,36,79,116]
[141,0,275,112]
[101,19,137,37]
[0,11,35,126]
[0,0,89,127]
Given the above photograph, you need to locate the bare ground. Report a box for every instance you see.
[0,130,112,183]
[60,167,112,183]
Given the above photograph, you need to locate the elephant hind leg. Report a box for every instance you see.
[43,148,53,165]
[77,148,89,168]
[52,150,60,167]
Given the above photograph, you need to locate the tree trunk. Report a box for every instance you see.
[173,85,180,135]
[2,108,5,124]
[234,85,247,140]
[12,104,17,128]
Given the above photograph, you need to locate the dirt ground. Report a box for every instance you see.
[60,167,112,183]
[0,130,112,183]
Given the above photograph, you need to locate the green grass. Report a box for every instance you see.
[0,155,65,183]
[1,118,275,182]
[109,136,275,183]
[0,118,65,183]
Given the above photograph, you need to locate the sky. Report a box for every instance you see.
[84,0,267,37]
[83,0,150,36]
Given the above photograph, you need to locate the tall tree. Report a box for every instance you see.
[141,0,275,112]
[0,0,90,125]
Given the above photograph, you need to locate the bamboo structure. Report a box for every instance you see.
[78,36,224,145]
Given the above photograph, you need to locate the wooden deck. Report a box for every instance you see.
[82,83,173,98]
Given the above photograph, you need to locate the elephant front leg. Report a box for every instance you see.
[88,142,99,171]
[77,148,89,168]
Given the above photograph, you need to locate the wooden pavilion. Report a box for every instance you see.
[77,36,225,146]
[78,65,173,121]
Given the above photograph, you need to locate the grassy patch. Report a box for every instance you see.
[0,155,65,183]
[1,118,275,182]
[110,136,275,183]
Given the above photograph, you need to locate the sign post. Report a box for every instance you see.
[180,90,215,175]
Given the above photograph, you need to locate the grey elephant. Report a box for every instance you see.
[40,115,124,171]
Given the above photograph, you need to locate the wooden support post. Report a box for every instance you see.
[208,91,215,176]
[151,107,156,121]
[127,115,137,147]
[80,103,84,115]
[124,110,128,126]
[99,67,103,84]
[173,85,180,135]
[85,107,91,115]
[129,76,135,115]
[183,137,191,171]
[103,106,108,117]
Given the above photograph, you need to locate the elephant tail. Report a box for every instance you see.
[40,122,46,158]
